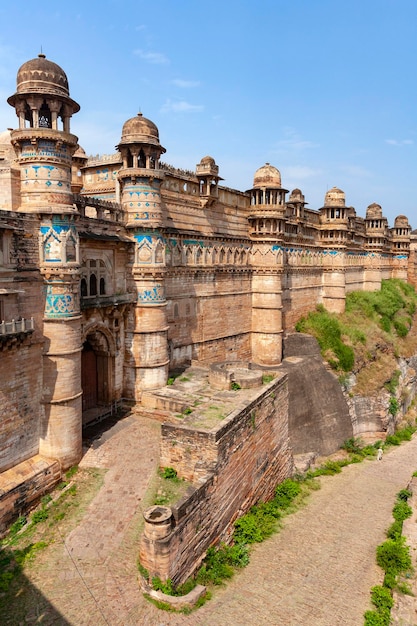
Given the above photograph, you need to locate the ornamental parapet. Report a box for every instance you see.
[0,317,34,337]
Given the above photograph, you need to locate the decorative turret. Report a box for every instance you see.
[248,163,288,240]
[319,187,350,248]
[117,112,165,229]
[71,144,88,194]
[117,112,169,393]
[196,155,222,205]
[8,53,80,214]
[8,54,82,469]
[391,215,411,254]
[364,203,389,252]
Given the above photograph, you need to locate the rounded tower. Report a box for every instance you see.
[117,113,169,394]
[8,54,82,469]
[8,53,80,214]
[248,163,286,366]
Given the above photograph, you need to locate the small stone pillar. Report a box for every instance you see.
[139,505,174,582]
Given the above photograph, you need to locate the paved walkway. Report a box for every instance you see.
[20,413,417,625]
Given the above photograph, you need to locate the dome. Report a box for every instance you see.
[253,163,281,188]
[7,53,79,112]
[324,187,345,207]
[73,144,87,160]
[289,188,305,203]
[119,112,164,149]
[394,215,409,228]
[15,54,69,97]
[200,155,215,165]
[366,203,383,219]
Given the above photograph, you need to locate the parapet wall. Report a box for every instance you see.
[140,374,292,584]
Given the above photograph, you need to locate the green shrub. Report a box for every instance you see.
[376,537,411,575]
[388,397,399,416]
[397,488,412,501]
[364,608,391,625]
[392,501,412,523]
[8,516,27,536]
[161,467,179,481]
[196,546,235,586]
[233,506,278,544]
[370,585,393,611]
[386,520,403,540]
[31,509,49,524]
[341,437,363,454]
[274,479,302,509]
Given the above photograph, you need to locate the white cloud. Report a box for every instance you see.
[133,49,169,64]
[160,99,204,113]
[170,79,200,88]
[385,139,414,146]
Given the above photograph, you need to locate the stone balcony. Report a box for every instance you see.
[80,292,136,311]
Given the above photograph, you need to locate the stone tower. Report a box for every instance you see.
[319,187,348,313]
[248,163,286,365]
[8,54,82,469]
[117,114,169,395]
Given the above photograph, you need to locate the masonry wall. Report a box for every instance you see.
[0,212,44,472]
[166,269,252,367]
[141,375,292,584]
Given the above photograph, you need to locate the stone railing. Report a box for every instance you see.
[0,317,34,337]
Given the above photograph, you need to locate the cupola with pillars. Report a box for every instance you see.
[116,113,169,394]
[390,215,411,255]
[248,163,288,240]
[196,155,222,206]
[7,53,80,214]
[117,112,166,229]
[248,163,286,366]
[319,187,350,247]
[8,53,82,469]
[364,203,389,252]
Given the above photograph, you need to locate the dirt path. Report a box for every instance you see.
[9,415,417,626]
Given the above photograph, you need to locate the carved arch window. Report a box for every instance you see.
[81,259,108,297]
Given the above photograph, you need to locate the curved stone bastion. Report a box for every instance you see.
[208,361,264,390]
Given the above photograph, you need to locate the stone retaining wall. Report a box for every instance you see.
[140,375,292,584]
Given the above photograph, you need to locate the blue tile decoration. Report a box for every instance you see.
[45,284,78,318]
[137,284,165,304]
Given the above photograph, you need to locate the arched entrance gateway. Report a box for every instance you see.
[81,326,116,427]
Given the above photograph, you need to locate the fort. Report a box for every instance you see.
[1,54,416,582]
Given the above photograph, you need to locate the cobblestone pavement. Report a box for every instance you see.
[24,414,417,626]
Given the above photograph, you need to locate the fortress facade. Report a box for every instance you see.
[0,54,415,529]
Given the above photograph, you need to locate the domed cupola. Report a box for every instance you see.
[247,163,288,240]
[8,53,79,131]
[324,187,345,208]
[253,163,282,189]
[196,155,222,202]
[365,203,389,252]
[391,214,411,255]
[116,112,166,228]
[117,112,165,170]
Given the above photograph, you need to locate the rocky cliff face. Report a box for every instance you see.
[343,355,417,442]
[283,333,417,454]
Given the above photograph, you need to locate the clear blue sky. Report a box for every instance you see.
[0,0,415,226]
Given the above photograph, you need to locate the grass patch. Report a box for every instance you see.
[295,279,417,386]
[365,484,414,625]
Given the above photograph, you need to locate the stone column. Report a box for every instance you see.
[321,250,346,313]
[39,217,82,469]
[251,270,283,366]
